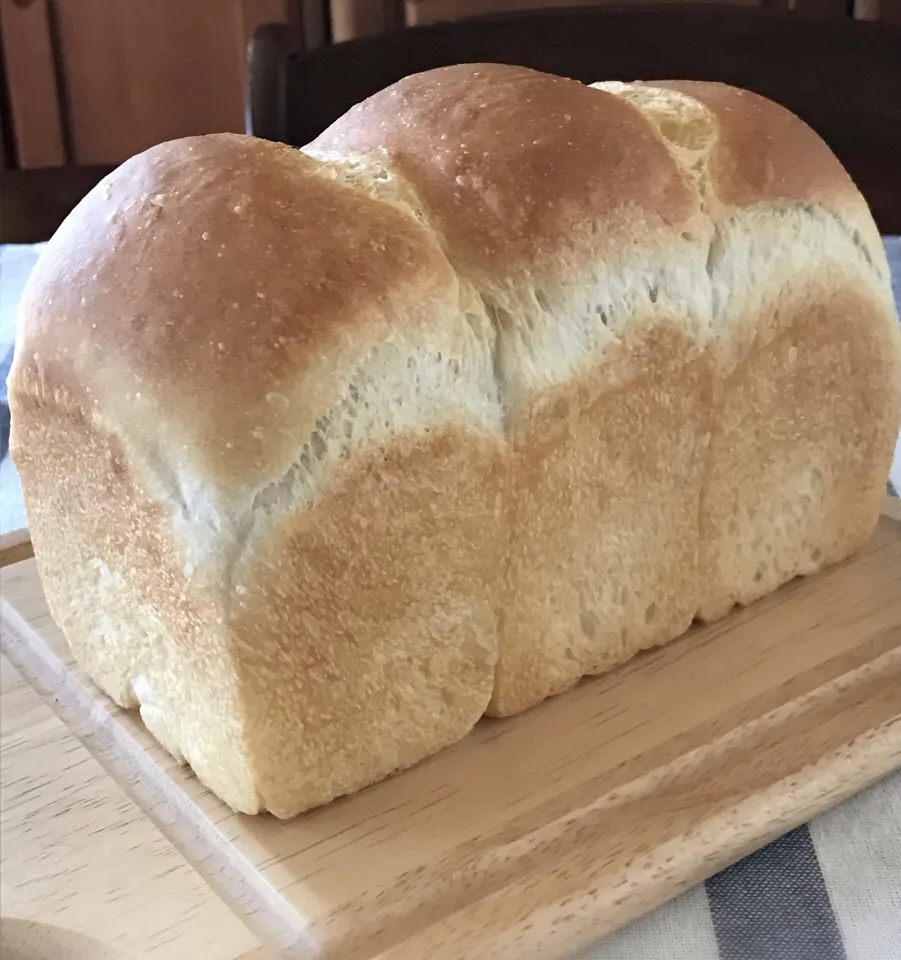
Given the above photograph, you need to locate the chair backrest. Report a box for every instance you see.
[248,3,901,232]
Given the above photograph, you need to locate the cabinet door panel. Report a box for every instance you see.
[53,0,251,165]
[0,0,66,168]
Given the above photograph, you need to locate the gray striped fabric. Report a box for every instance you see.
[1,240,900,959]
[578,770,901,959]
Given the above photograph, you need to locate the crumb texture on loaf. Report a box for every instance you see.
[10,66,901,816]
[312,65,901,714]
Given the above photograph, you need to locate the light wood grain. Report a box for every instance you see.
[0,917,136,959]
[0,535,32,568]
[0,0,66,168]
[0,653,260,959]
[1,501,900,960]
[52,0,248,166]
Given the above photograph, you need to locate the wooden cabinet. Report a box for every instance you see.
[0,0,303,170]
[1,0,896,169]
[0,0,66,168]
[54,1,248,165]
[0,0,319,241]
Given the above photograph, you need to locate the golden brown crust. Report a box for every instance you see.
[696,261,901,622]
[310,63,700,278]
[312,65,721,717]
[596,78,901,624]
[646,80,866,215]
[491,321,714,716]
[15,133,464,495]
[232,427,506,816]
[11,389,261,811]
[311,65,901,714]
[11,123,509,817]
[13,359,507,818]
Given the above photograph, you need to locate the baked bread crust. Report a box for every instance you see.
[10,66,901,815]
[314,65,901,713]
[11,133,507,815]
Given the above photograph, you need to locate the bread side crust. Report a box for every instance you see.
[230,426,506,817]
[604,81,901,621]
[491,319,713,715]
[11,389,261,812]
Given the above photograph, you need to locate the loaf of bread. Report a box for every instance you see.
[10,64,901,818]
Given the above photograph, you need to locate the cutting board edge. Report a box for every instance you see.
[305,644,901,960]
[369,728,901,960]
[0,598,319,960]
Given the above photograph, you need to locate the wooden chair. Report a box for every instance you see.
[248,2,901,232]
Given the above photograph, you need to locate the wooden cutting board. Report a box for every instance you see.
[2,499,901,960]
[0,918,136,960]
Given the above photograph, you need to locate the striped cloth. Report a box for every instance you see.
[582,774,901,959]
[1,242,900,959]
